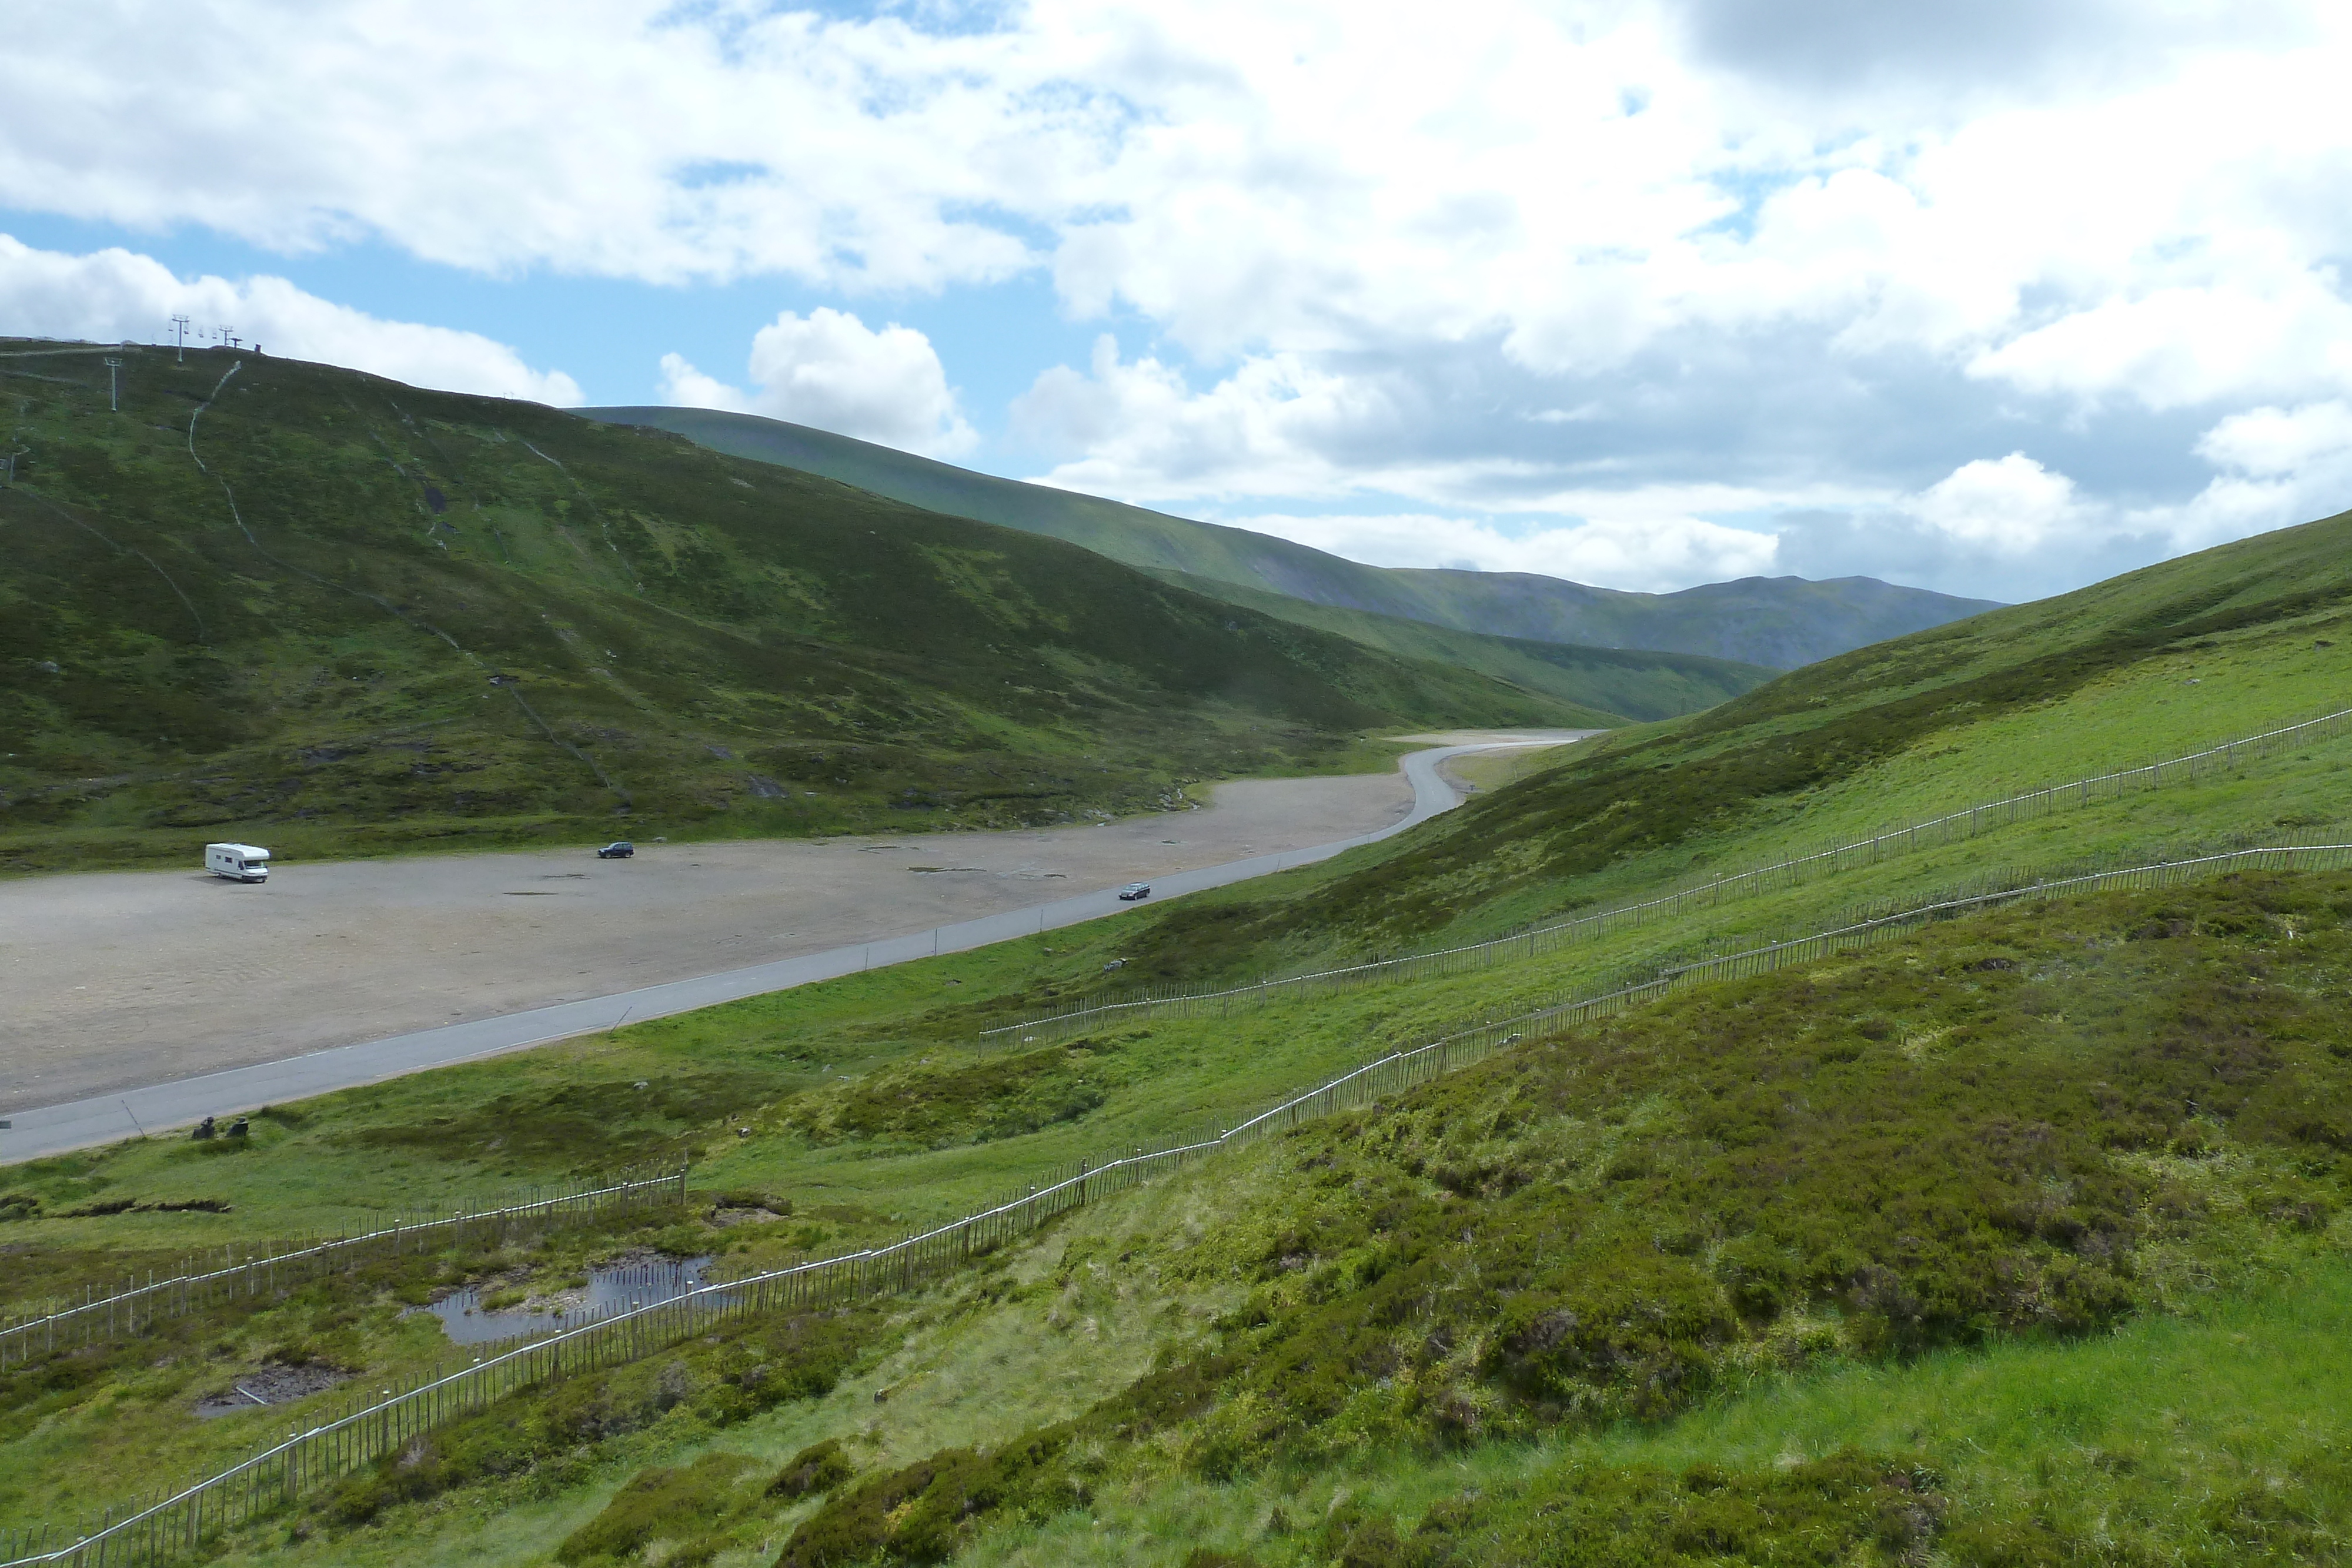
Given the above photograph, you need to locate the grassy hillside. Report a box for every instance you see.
[0,341,1586,874]
[1142,504,2352,961]
[782,872,2352,1567]
[2,499,2347,1564]
[582,407,1999,669]
[6,855,2348,1564]
[1146,570,1771,722]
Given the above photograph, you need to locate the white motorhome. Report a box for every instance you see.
[204,843,270,883]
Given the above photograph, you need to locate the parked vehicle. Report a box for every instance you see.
[597,841,635,859]
[1117,882,1152,901]
[203,842,269,882]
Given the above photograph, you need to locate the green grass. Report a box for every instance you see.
[0,341,1585,875]
[960,1254,2352,1565]
[6,489,2352,1562]
[8,676,2344,1259]
[770,869,2352,1563]
[8,624,2344,1278]
[14,867,2343,1565]
[1093,505,2352,961]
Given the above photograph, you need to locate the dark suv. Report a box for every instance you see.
[597,841,635,859]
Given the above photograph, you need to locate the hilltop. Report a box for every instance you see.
[585,405,2000,669]
[0,342,1595,873]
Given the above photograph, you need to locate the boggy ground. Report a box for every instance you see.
[767,870,2352,1567]
[5,506,2351,1562]
[0,765,1416,1111]
[12,870,2339,1568]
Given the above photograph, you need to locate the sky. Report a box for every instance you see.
[4,1,2350,604]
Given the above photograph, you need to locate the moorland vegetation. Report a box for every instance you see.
[0,477,2348,1563]
[0,341,1592,875]
[586,406,1997,671]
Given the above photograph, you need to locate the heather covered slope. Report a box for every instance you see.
[2,484,2348,1564]
[783,871,2352,1566]
[14,868,2341,1566]
[582,405,1999,670]
[0,342,1587,872]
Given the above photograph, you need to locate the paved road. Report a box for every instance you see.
[1,738,1585,1162]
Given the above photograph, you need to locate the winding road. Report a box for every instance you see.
[1,734,1589,1162]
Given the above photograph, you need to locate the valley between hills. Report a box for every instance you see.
[2,340,2351,1567]
[0,343,1595,878]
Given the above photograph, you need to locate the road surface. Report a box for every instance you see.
[1,734,1592,1161]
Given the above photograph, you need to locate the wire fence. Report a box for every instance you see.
[0,1148,1220,1568]
[1367,841,2352,1080]
[11,838,2347,1567]
[0,1163,687,1371]
[988,704,2352,1042]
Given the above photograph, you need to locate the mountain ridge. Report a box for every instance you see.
[582,404,2003,670]
[0,342,1593,872]
[1144,566,1776,722]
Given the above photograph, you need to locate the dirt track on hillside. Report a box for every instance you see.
[0,770,1418,1111]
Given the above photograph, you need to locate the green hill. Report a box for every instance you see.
[782,870,2352,1566]
[0,342,1591,873]
[1148,569,1775,721]
[5,419,2349,1564]
[584,405,2002,668]
[1160,502,2352,959]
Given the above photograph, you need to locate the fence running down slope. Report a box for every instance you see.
[989,704,2351,1042]
[11,838,2346,1568]
[0,1164,687,1370]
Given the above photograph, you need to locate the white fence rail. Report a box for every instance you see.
[0,1164,687,1370]
[11,839,2346,1567]
[988,704,2351,1042]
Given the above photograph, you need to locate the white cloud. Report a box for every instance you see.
[660,308,975,457]
[1226,511,1780,592]
[1889,423,2352,579]
[1014,335,1379,499]
[0,2,1062,293]
[0,234,580,403]
[1909,454,2089,554]
[1013,335,1880,522]
[6,2,2352,597]
[2146,400,2352,551]
[654,352,749,415]
[12,0,2341,367]
[1967,281,2352,410]
[2194,400,2352,476]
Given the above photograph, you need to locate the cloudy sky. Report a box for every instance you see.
[5,0,2349,603]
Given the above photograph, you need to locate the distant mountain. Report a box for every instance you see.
[582,407,2002,670]
[1373,570,2007,672]
[1147,570,1775,723]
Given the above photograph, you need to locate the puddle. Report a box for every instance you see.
[193,1360,351,1419]
[419,1255,719,1345]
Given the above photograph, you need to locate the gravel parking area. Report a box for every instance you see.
[0,770,1417,1111]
